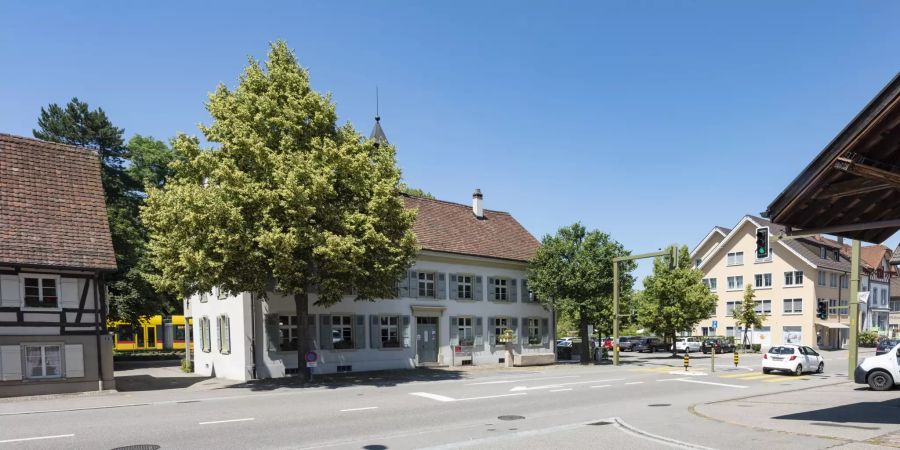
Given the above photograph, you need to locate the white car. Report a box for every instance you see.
[762,344,824,375]
[854,341,900,391]
[674,337,702,353]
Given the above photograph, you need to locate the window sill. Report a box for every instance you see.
[784,285,804,289]
[754,259,772,264]
[783,313,803,316]
[754,287,772,290]
[20,307,62,312]
[725,289,742,292]
[726,264,744,267]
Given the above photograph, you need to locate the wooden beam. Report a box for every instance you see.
[835,157,900,188]
[815,177,895,200]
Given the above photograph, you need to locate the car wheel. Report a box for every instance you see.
[763,368,770,374]
[817,362,824,374]
[868,370,894,391]
[794,365,803,376]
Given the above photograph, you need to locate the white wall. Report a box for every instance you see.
[190,289,253,381]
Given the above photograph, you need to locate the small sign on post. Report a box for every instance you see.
[305,351,318,368]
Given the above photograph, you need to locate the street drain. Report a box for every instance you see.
[647,404,670,407]
[588,421,613,426]
[811,422,880,431]
[498,415,525,421]
[110,446,161,450]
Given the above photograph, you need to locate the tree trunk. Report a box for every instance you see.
[579,307,590,365]
[294,292,311,382]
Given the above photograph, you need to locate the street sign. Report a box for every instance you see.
[711,320,718,330]
[305,351,318,363]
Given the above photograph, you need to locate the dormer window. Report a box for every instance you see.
[833,249,840,261]
[820,246,828,259]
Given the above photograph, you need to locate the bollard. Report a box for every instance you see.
[711,345,715,373]
[683,353,689,371]
[733,350,739,368]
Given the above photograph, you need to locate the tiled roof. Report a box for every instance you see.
[860,245,890,271]
[403,194,539,263]
[892,245,900,266]
[714,226,731,235]
[0,134,117,271]
[891,276,900,299]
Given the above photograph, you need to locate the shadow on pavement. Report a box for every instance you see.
[224,367,466,391]
[773,397,900,424]
[116,374,212,391]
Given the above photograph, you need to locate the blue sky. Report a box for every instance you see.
[2,1,899,283]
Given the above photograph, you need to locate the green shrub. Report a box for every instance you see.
[859,330,880,347]
[751,344,761,352]
[180,358,193,373]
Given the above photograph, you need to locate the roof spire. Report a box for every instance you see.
[370,86,388,146]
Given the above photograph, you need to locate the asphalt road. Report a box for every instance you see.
[0,349,887,450]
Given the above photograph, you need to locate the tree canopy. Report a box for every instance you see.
[734,284,764,349]
[527,223,635,363]
[141,41,418,379]
[638,245,717,355]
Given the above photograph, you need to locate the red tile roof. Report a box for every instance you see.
[0,134,117,271]
[403,194,539,263]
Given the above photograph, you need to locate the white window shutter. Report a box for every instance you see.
[65,344,85,378]
[60,279,79,309]
[0,345,23,381]
[0,275,20,307]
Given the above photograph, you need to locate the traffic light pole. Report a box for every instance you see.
[613,246,678,366]
[848,239,860,380]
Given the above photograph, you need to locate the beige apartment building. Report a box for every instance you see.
[691,215,853,350]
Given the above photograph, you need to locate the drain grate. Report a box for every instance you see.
[498,415,525,421]
[111,446,161,450]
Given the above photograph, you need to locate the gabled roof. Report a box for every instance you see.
[891,245,900,265]
[0,134,117,271]
[690,226,729,258]
[402,194,539,263]
[714,226,732,235]
[860,244,891,271]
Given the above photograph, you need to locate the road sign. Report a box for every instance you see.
[305,351,318,363]
[711,320,718,330]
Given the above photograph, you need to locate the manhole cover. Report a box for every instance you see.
[111,446,160,450]
[498,415,525,421]
[647,404,670,407]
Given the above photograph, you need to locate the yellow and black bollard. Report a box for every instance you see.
[733,350,739,368]
[683,353,689,371]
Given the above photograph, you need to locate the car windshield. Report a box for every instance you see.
[768,346,795,355]
[879,340,898,348]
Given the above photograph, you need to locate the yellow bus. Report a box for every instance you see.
[109,315,193,351]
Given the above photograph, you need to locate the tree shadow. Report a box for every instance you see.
[773,397,900,425]
[223,367,466,391]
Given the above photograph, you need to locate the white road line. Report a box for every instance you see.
[624,381,644,385]
[339,406,379,412]
[548,388,573,392]
[466,375,579,386]
[456,393,527,401]
[510,378,625,392]
[410,392,456,402]
[590,385,611,388]
[0,434,74,444]
[658,378,748,389]
[199,417,255,425]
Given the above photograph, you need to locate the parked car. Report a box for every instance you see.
[617,336,636,351]
[701,338,735,354]
[556,338,575,348]
[762,345,824,375]
[631,337,668,353]
[855,341,900,391]
[674,337,702,353]
[876,339,899,356]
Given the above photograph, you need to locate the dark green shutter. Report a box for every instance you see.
[449,274,458,300]
[409,271,419,298]
[510,279,518,303]
[541,318,550,346]
[487,316,496,345]
[475,317,484,346]
[449,316,458,346]
[436,273,446,300]
[370,315,381,349]
[401,315,411,347]
[510,317,519,343]
[474,276,483,301]
[354,315,366,349]
[487,277,495,301]
[521,280,529,302]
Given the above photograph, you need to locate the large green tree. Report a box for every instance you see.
[639,246,717,355]
[734,284,764,350]
[34,103,179,322]
[141,41,418,380]
[528,223,635,364]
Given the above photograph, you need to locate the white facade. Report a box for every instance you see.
[188,251,553,381]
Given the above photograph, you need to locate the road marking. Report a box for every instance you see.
[719,372,764,379]
[762,376,808,383]
[548,388,572,392]
[466,375,578,386]
[339,407,379,412]
[624,381,644,385]
[410,392,456,402]
[740,374,779,380]
[509,378,624,392]
[658,378,748,389]
[457,393,527,401]
[199,417,255,425]
[590,385,611,388]
[0,434,74,444]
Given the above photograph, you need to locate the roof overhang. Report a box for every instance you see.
[763,73,900,244]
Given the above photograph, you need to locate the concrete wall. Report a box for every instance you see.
[190,290,253,381]
[0,334,114,397]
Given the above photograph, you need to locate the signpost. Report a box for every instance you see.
[305,351,318,381]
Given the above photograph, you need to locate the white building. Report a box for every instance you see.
[187,191,554,381]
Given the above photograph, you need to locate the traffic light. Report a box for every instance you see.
[756,227,769,259]
[817,300,828,320]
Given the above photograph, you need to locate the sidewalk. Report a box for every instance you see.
[692,382,900,447]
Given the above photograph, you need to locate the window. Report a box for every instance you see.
[783,326,802,344]
[22,276,58,308]
[457,275,473,300]
[527,318,541,345]
[494,278,508,301]
[174,325,187,341]
[841,275,848,288]
[279,315,298,351]
[754,300,772,315]
[783,298,802,314]
[493,317,509,344]
[702,278,717,290]
[457,317,474,346]
[727,276,743,290]
[891,300,900,313]
[116,324,135,343]
[820,246,828,259]
[332,315,354,349]
[830,273,837,288]
[217,287,227,300]
[200,317,211,353]
[694,259,702,268]
[380,315,400,348]
[817,271,826,286]
[726,301,742,316]
[833,249,840,261]
[725,326,735,338]
[217,315,231,354]
[754,273,772,288]
[727,252,744,266]
[23,344,62,379]
[418,272,435,298]
[784,271,803,286]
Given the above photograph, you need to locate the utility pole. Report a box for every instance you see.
[613,246,678,366]
[848,239,860,380]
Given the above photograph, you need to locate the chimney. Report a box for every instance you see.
[472,189,484,219]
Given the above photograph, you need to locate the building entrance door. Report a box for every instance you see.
[416,317,438,363]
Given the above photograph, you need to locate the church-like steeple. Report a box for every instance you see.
[369,87,388,146]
